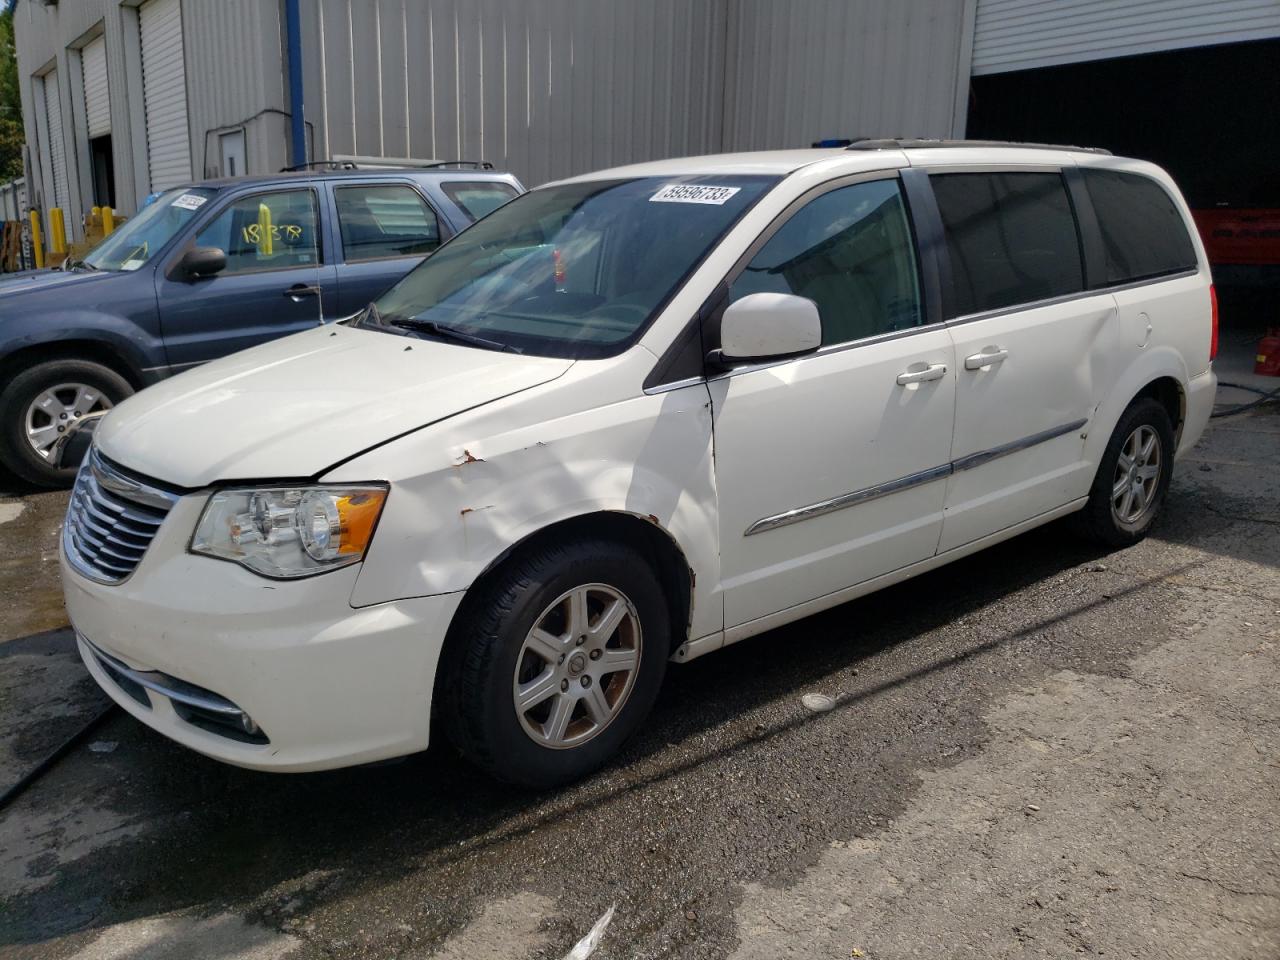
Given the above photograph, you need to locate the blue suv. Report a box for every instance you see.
[0,166,523,485]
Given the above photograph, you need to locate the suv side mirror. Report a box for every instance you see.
[712,292,822,364]
[178,246,226,281]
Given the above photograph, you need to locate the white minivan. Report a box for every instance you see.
[62,141,1217,787]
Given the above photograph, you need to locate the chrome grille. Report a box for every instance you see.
[63,448,180,584]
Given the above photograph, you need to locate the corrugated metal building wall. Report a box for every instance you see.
[973,0,1280,74]
[16,0,973,235]
[722,0,975,150]
[298,0,974,186]
[298,0,735,187]
[14,0,291,238]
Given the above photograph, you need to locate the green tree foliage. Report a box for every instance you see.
[0,4,22,180]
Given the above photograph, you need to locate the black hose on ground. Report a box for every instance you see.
[1211,381,1280,419]
[0,704,117,812]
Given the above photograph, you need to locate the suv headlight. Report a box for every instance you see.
[190,485,388,578]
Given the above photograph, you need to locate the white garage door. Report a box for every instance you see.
[973,0,1280,75]
[82,35,110,139]
[139,0,192,190]
[41,72,69,213]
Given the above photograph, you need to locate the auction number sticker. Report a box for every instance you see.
[171,193,209,211]
[649,184,741,205]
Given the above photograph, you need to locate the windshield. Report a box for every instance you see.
[373,175,776,358]
[83,188,218,271]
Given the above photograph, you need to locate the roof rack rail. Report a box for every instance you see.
[418,160,495,170]
[279,160,360,172]
[844,138,1111,156]
[279,157,496,173]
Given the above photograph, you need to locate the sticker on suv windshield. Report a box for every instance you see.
[649,184,741,205]
[171,193,209,211]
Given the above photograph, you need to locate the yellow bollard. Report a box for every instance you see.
[49,207,67,255]
[257,202,273,256]
[101,206,114,235]
[29,211,44,269]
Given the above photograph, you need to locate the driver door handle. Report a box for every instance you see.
[284,283,321,300]
[896,363,947,385]
[964,348,1009,370]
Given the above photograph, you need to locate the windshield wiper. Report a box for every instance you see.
[65,258,99,273]
[388,317,519,353]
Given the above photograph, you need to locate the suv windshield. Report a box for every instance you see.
[83,187,219,271]
[373,175,776,358]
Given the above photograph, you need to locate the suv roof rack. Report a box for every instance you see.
[279,157,496,173]
[280,160,360,172]
[844,138,1112,156]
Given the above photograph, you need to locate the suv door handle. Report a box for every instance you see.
[284,284,322,300]
[964,348,1009,370]
[896,363,947,385]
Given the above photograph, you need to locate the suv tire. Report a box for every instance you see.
[441,537,669,789]
[1075,397,1175,548]
[0,358,132,488]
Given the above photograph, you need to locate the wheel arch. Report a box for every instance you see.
[449,509,694,655]
[1132,375,1185,444]
[1085,348,1190,471]
[0,338,148,390]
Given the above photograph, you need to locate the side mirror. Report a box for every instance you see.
[178,246,226,281]
[712,292,821,364]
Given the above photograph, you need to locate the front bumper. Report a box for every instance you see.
[62,498,463,772]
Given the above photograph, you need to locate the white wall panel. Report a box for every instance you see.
[974,0,1280,74]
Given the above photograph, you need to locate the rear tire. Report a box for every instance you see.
[440,537,669,789]
[1074,397,1175,548]
[0,358,132,488]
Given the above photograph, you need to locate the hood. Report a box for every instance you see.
[0,267,122,297]
[96,324,573,486]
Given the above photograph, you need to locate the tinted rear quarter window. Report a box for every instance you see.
[933,172,1084,317]
[442,181,520,220]
[1081,169,1198,285]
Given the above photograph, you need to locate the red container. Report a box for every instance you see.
[1257,329,1280,377]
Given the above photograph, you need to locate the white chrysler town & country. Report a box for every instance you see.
[62,141,1217,787]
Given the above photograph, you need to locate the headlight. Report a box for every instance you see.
[190,485,388,578]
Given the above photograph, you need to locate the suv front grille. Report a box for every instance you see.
[63,448,180,584]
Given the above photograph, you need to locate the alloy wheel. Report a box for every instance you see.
[24,383,113,463]
[512,583,642,749]
[1111,424,1162,525]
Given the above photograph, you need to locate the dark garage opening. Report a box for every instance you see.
[967,37,1280,335]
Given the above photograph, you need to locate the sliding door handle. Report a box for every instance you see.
[964,348,1008,370]
[896,363,947,385]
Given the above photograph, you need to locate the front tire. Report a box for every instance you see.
[440,538,669,789]
[0,358,132,488]
[1075,397,1175,547]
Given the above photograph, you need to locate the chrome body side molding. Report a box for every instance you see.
[950,418,1088,473]
[745,418,1088,536]
[745,464,953,536]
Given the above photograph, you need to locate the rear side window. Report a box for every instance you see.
[933,172,1084,317]
[1081,169,1197,285]
[335,184,440,262]
[442,181,520,220]
[730,179,923,346]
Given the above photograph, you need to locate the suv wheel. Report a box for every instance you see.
[441,537,669,788]
[0,359,132,487]
[1075,397,1175,547]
